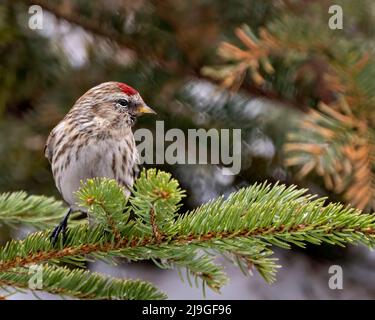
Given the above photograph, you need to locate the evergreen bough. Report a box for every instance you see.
[0,169,374,299]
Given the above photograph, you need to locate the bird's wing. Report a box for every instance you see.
[44,130,56,164]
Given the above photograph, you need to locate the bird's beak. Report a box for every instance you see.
[135,104,156,115]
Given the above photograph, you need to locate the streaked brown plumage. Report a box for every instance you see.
[45,81,155,243]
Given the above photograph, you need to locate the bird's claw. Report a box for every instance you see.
[50,208,71,245]
[50,220,67,245]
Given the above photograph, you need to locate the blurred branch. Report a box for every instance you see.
[18,0,302,110]
[21,0,138,51]
[284,98,375,210]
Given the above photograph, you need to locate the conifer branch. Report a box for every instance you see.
[205,19,375,210]
[0,264,166,300]
[285,98,375,210]
[1,169,374,298]
[0,192,81,229]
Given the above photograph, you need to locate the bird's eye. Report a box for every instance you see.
[116,99,129,107]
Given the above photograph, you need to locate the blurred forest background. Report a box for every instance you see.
[0,0,374,299]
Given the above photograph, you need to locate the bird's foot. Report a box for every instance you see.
[50,208,71,245]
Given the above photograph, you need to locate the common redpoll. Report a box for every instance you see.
[45,82,156,243]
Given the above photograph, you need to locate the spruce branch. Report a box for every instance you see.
[150,248,228,294]
[1,169,374,298]
[0,264,166,300]
[284,98,375,210]
[205,18,375,210]
[202,24,276,90]
[0,191,81,229]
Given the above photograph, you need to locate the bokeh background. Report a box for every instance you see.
[1,0,374,299]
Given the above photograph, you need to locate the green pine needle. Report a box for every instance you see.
[0,169,374,299]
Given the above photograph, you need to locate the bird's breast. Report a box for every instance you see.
[52,133,138,209]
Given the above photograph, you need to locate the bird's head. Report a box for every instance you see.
[73,81,156,128]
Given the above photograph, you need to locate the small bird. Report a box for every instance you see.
[45,81,156,243]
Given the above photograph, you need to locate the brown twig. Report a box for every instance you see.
[150,206,162,244]
[0,223,373,272]
[21,0,138,51]
[106,215,122,244]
